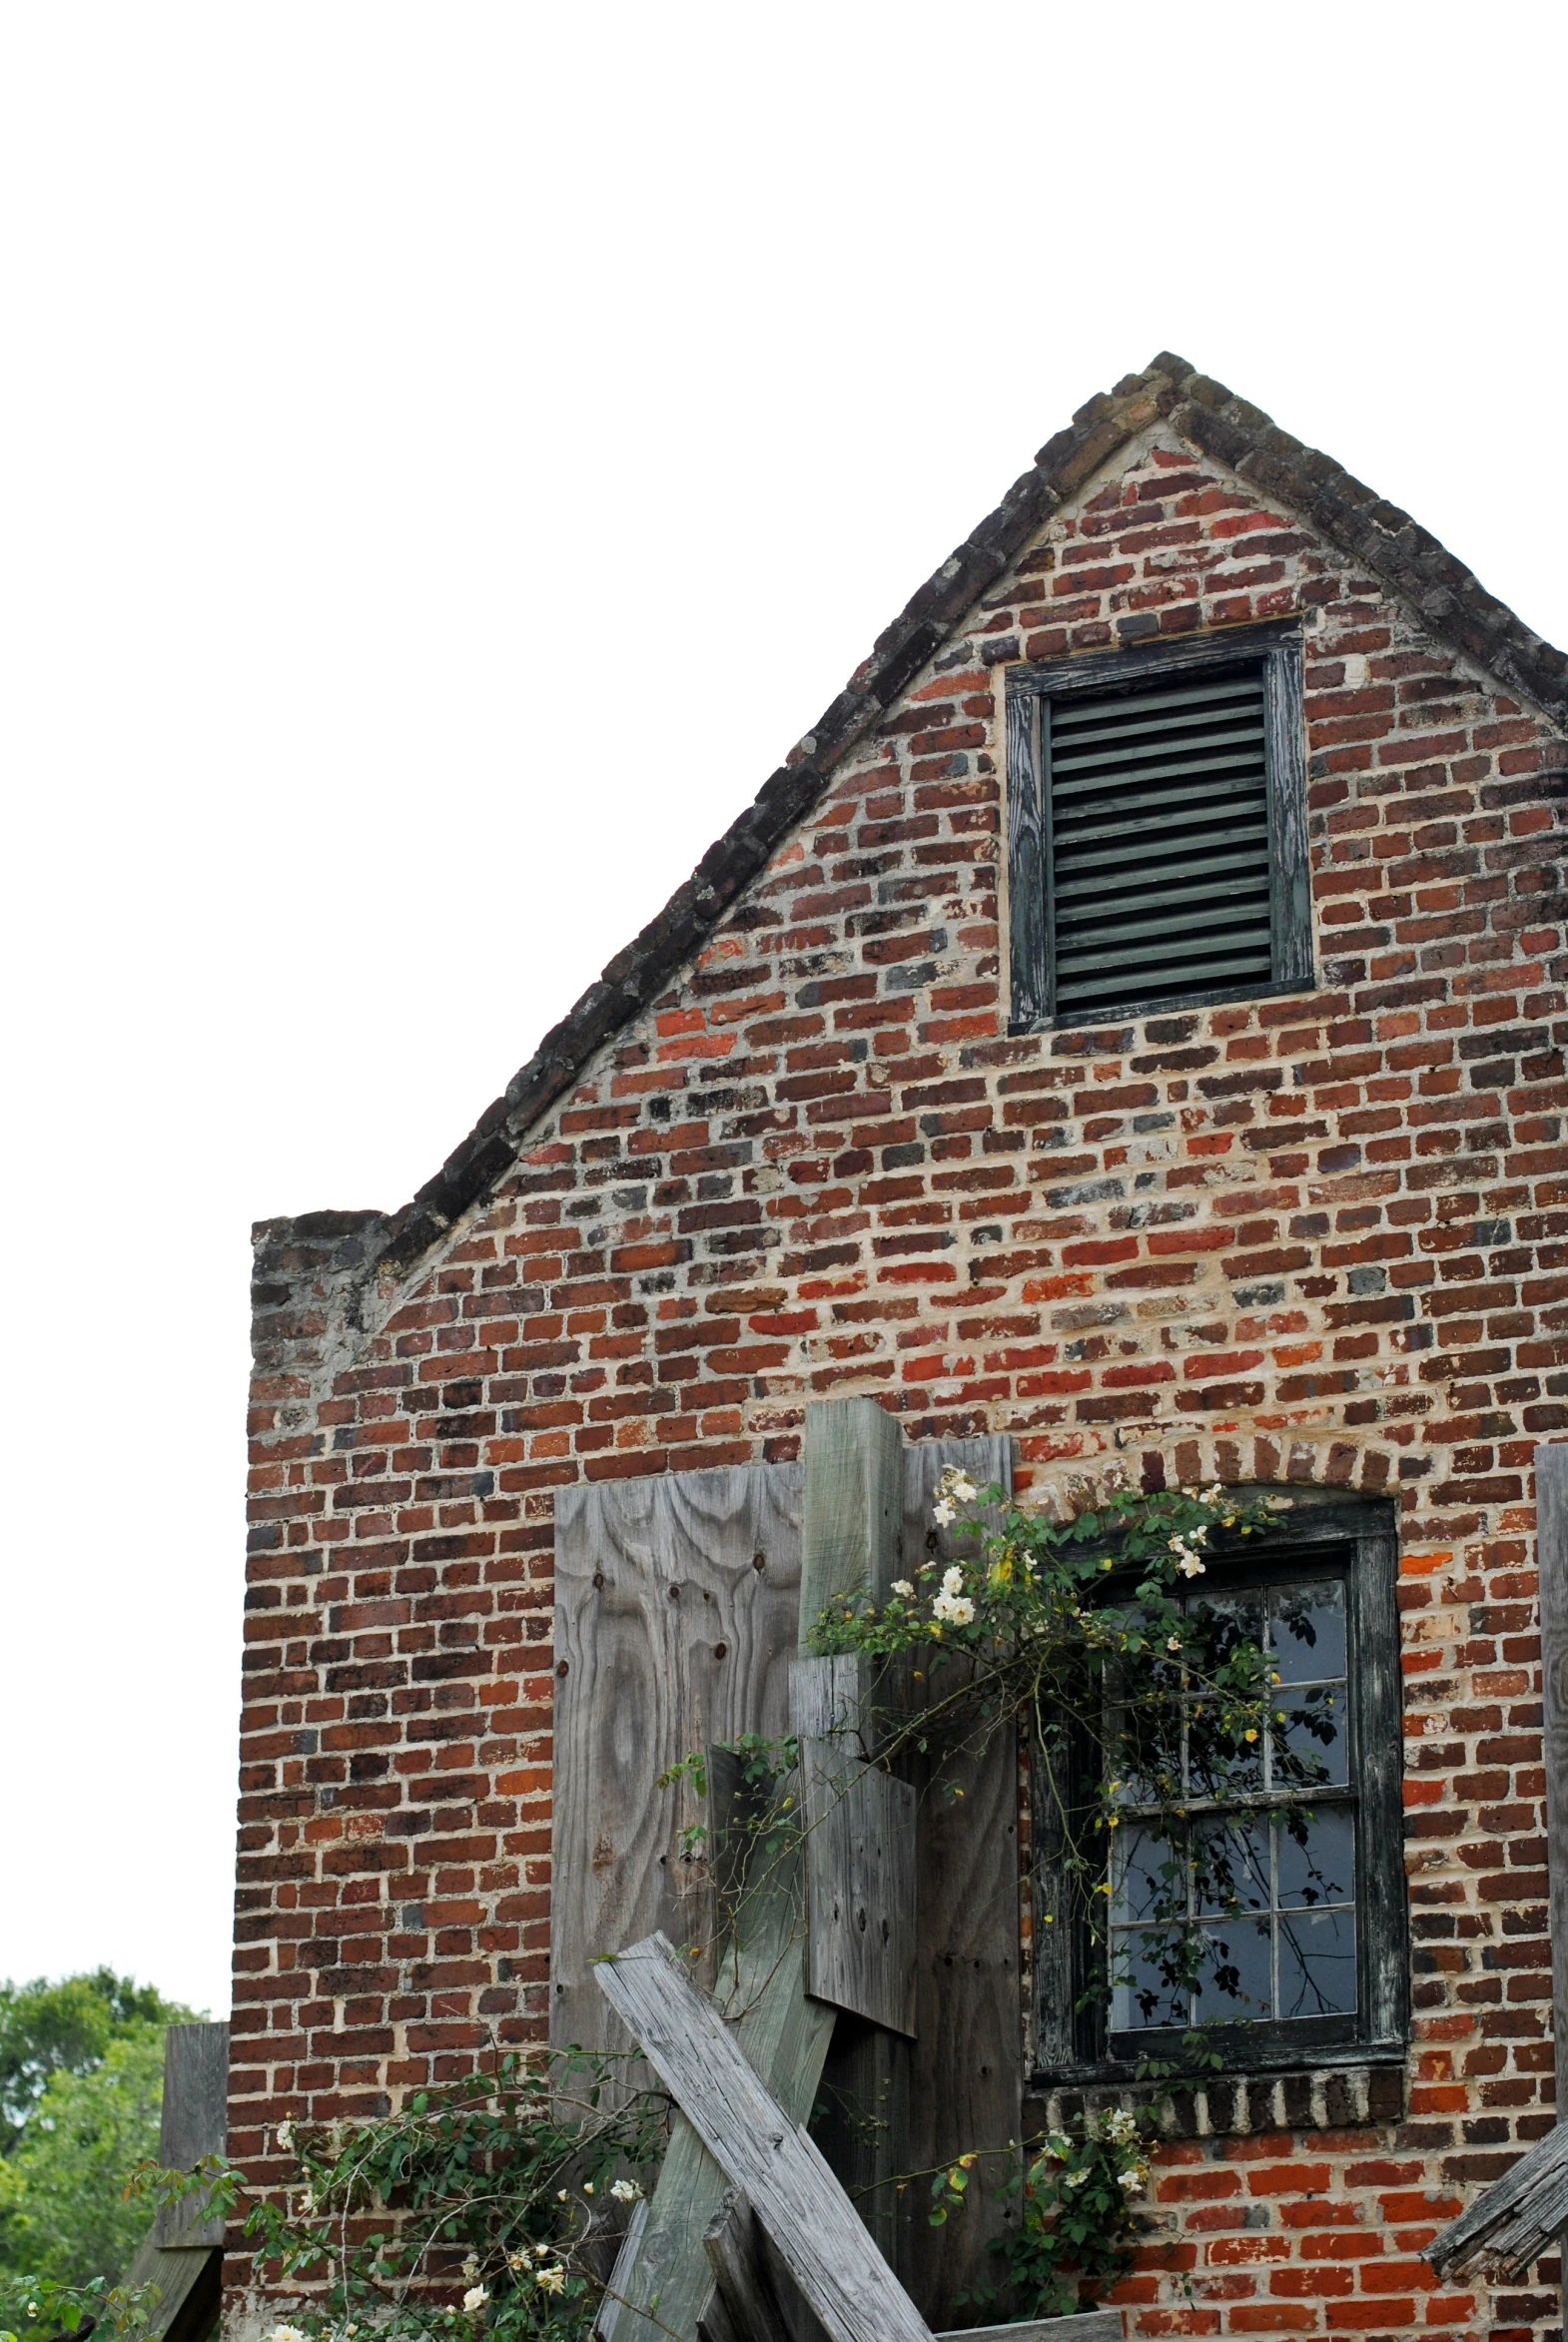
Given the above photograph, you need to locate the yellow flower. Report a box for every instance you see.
[1243,1728,1258,1743]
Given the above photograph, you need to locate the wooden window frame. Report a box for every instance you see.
[1030,1492,1407,2087]
[1005,620,1313,1033]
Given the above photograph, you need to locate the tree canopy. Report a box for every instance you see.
[0,1971,197,2288]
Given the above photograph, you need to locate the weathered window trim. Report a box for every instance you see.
[1030,1489,1407,2090]
[1005,620,1313,1033]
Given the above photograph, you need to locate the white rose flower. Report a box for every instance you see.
[932,1591,976,1626]
[1119,2168,1146,2194]
[891,1580,914,1597]
[461,2257,479,2282]
[1177,1554,1205,1577]
[609,2178,642,2202]
[277,2121,294,2151]
[941,1566,965,1597]
[534,2265,566,2296]
[462,2288,488,2316]
[950,1473,977,1503]
[270,2327,307,2342]
[932,1497,956,1527]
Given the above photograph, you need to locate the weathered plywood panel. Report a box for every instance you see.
[899,1436,1021,2318]
[550,1464,802,2057]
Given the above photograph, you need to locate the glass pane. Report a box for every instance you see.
[1269,1581,1346,1685]
[1194,1919,1272,2022]
[1183,1588,1266,1796]
[1277,1905,1357,2017]
[1186,1698,1265,1798]
[1112,1826,1186,1927]
[1192,1815,1269,1918]
[1112,1925,1195,2030]
[1277,1808,1354,1909]
[1184,1587,1265,1672]
[1272,1684,1349,1789]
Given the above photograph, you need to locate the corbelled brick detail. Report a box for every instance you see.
[231,400,1568,2341]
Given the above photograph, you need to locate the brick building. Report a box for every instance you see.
[233,355,1568,2341]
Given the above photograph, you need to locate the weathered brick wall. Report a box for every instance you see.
[232,418,1568,2340]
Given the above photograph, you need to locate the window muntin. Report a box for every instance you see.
[1030,1498,1407,2084]
[1108,1573,1357,2035]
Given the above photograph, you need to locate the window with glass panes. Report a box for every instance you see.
[1111,1573,1355,2033]
[1031,1498,1407,2082]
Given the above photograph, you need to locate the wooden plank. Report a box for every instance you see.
[800,1399,903,1636]
[938,2318,1123,2342]
[595,1933,934,2342]
[153,2023,230,2248]
[899,1435,1021,2319]
[592,2196,648,2341]
[1537,1442,1568,2111]
[119,2234,224,2342]
[1263,632,1312,985]
[795,1656,916,2038]
[1005,680,1049,1032]
[550,1463,803,2059]
[1423,2110,1568,2281]
[603,1771,835,2342]
[703,2190,796,2342]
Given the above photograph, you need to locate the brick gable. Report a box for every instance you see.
[234,397,1568,2341]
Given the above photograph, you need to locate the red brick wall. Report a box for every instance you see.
[232,421,1568,2340]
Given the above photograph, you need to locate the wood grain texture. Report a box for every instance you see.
[1005,683,1048,1032]
[800,1400,903,1638]
[938,2317,1123,2342]
[1537,1442,1568,2110]
[604,1775,835,2342]
[154,2024,230,2248]
[118,2234,223,2342]
[592,2198,649,2342]
[1423,2103,1568,2281]
[794,1657,916,2038]
[595,1934,935,2342]
[550,1464,803,2058]
[1263,633,1312,985]
[703,2191,796,2342]
[899,1437,1022,2317]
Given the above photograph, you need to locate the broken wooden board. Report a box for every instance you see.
[794,1654,917,2039]
[591,1776,835,2342]
[1423,2112,1568,2281]
[596,1932,933,2342]
[693,2191,1123,2342]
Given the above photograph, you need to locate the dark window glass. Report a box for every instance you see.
[1031,1498,1406,2084]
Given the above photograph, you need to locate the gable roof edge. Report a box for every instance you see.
[370,360,1189,1273]
[312,354,1567,1286]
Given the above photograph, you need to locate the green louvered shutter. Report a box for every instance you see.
[1048,663,1274,1016]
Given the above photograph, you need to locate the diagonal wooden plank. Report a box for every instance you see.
[595,1933,934,2342]
[595,1761,834,2342]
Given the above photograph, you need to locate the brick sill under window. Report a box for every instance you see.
[1026,2050,1407,2141]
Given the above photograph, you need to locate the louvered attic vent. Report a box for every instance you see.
[1048,664,1273,1017]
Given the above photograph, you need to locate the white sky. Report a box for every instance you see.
[2,2,1564,2020]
